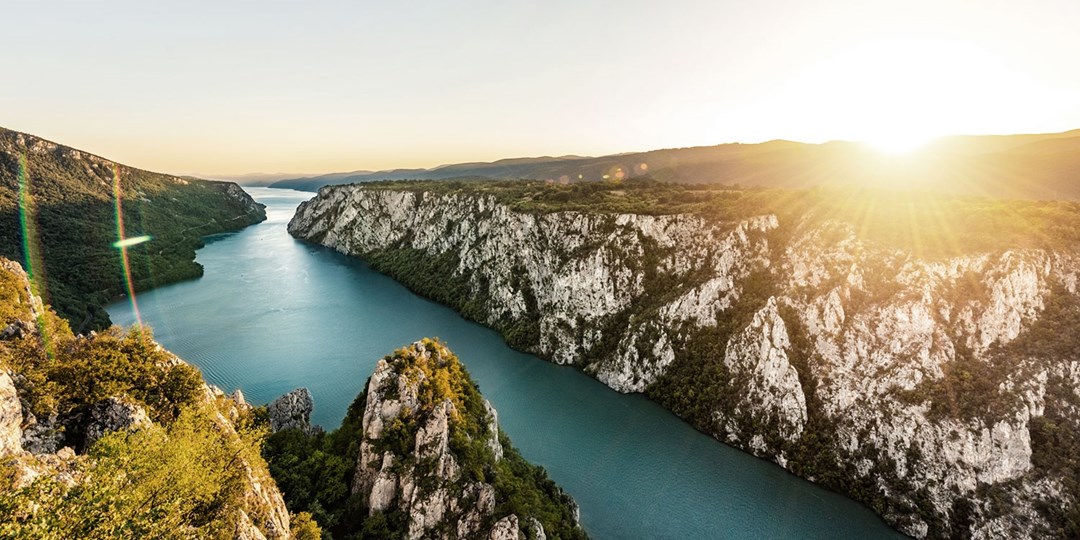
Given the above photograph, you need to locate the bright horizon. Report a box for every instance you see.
[3,0,1079,177]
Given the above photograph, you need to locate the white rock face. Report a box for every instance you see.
[488,514,521,540]
[291,188,776,393]
[483,400,504,461]
[0,372,22,456]
[528,516,547,540]
[777,225,1075,538]
[718,297,807,448]
[235,510,269,540]
[292,186,1080,538]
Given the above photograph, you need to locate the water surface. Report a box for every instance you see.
[108,187,905,539]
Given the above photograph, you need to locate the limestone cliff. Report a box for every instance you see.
[290,183,1080,539]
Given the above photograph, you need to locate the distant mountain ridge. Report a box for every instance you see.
[270,130,1080,201]
[272,154,596,191]
[200,172,327,186]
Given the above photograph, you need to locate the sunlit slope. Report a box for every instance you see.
[0,126,266,332]
[305,179,1080,259]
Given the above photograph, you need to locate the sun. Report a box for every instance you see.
[779,37,1041,153]
[865,131,932,154]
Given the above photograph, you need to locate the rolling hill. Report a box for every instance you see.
[270,129,1080,201]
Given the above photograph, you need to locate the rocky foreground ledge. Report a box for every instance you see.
[0,258,290,539]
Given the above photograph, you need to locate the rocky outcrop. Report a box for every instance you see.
[221,181,267,217]
[202,385,291,539]
[19,410,64,454]
[717,297,807,455]
[3,370,291,540]
[488,515,521,540]
[351,339,583,540]
[238,453,292,540]
[83,396,151,448]
[291,184,1080,538]
[268,387,317,434]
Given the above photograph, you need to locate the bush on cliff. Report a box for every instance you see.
[0,406,267,539]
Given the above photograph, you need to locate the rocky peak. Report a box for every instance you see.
[351,339,579,540]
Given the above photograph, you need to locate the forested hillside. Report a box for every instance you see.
[0,127,266,332]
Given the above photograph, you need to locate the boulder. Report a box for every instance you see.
[83,396,151,448]
[488,515,521,540]
[21,410,64,455]
[267,387,316,434]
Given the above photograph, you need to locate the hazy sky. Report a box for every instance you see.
[3,0,1078,176]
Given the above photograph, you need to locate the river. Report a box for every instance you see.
[107,187,905,539]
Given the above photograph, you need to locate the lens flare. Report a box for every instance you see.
[17,154,56,355]
[17,154,45,295]
[112,165,144,328]
[112,235,152,249]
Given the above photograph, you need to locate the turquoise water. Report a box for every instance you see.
[107,187,905,539]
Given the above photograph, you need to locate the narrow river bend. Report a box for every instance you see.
[107,187,905,540]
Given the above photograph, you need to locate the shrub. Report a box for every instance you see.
[0,406,262,539]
